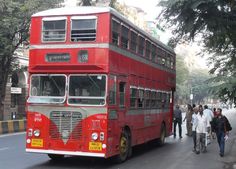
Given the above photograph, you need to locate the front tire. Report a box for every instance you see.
[48,154,64,161]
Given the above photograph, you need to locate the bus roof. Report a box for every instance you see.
[33,7,175,54]
[32,7,111,17]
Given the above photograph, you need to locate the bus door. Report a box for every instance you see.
[117,76,127,123]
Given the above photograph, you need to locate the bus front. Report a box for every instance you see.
[26,74,108,159]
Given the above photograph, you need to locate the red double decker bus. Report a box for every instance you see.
[26,7,176,162]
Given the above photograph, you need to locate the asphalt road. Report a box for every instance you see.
[0,109,236,169]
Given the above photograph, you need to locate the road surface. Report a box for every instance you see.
[0,109,236,169]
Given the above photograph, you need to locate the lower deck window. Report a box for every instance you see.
[68,75,106,105]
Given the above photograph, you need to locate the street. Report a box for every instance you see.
[0,109,236,169]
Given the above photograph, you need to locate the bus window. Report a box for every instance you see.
[145,90,151,108]
[157,92,162,109]
[28,74,66,103]
[121,25,129,49]
[162,92,167,109]
[138,89,144,108]
[145,41,151,60]
[130,87,137,108]
[119,82,126,107]
[42,18,66,42]
[112,19,120,45]
[71,18,96,42]
[68,75,106,105]
[138,36,144,56]
[130,31,137,52]
[151,91,156,108]
[108,75,116,105]
[151,44,156,62]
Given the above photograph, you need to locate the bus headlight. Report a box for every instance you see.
[91,132,98,140]
[33,129,40,137]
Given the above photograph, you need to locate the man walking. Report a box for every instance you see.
[173,105,182,139]
[191,107,198,152]
[203,105,214,143]
[212,108,232,157]
[195,105,210,154]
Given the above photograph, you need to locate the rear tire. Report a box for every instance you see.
[114,130,131,163]
[157,124,166,146]
[48,154,64,161]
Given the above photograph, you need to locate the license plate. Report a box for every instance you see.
[31,139,43,148]
[89,142,102,151]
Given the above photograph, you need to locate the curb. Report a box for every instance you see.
[0,120,27,134]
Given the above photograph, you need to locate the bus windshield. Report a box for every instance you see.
[68,75,106,105]
[28,74,66,104]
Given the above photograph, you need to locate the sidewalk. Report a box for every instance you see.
[222,133,236,169]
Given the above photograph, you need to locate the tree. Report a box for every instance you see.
[0,0,63,120]
[159,0,236,105]
[78,0,93,6]
[175,55,189,103]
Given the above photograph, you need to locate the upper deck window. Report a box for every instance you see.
[112,19,120,45]
[151,44,157,62]
[130,31,137,52]
[42,17,66,42]
[138,36,145,56]
[145,40,151,59]
[71,16,97,42]
[121,25,129,49]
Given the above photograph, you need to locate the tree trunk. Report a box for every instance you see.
[0,56,12,121]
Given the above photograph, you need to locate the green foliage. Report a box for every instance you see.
[175,54,215,104]
[78,0,93,6]
[175,55,189,103]
[159,0,236,105]
[0,0,63,120]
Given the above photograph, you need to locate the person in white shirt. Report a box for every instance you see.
[191,107,199,152]
[203,105,214,143]
[203,105,214,123]
[195,105,210,154]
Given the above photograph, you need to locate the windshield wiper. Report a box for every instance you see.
[88,75,100,90]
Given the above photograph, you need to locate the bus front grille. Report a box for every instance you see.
[49,111,82,141]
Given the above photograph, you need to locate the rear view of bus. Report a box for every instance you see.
[26,7,176,162]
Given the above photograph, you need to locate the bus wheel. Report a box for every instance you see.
[115,131,130,163]
[48,154,64,161]
[157,124,166,146]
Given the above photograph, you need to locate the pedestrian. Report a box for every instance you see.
[195,105,210,154]
[183,104,193,136]
[211,108,232,157]
[191,106,199,152]
[203,105,214,143]
[173,105,182,139]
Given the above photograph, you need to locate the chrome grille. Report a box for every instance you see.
[49,111,82,140]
